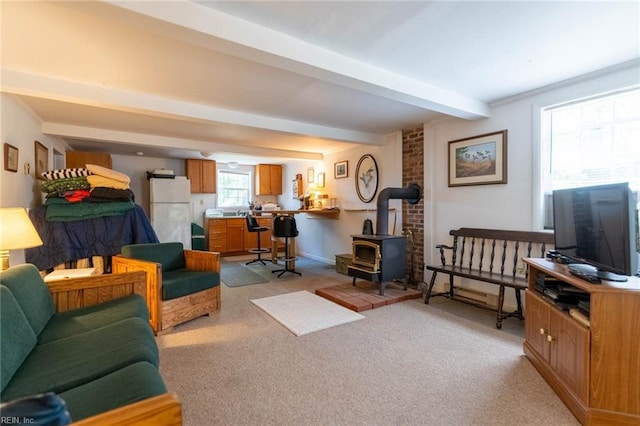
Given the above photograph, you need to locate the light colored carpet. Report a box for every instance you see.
[157,269,579,426]
[250,290,365,336]
[221,262,269,287]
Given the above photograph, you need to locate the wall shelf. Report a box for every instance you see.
[343,208,396,212]
[258,209,340,219]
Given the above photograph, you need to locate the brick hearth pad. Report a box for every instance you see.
[316,281,422,312]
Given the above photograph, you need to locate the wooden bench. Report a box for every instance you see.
[425,228,554,329]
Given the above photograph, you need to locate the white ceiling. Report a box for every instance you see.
[2,1,638,164]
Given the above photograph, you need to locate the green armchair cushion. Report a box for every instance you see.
[59,361,167,422]
[37,295,150,344]
[0,287,37,393]
[1,318,158,401]
[121,242,185,272]
[0,264,54,335]
[162,269,219,301]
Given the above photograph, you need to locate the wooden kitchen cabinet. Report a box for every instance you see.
[225,218,245,252]
[207,219,227,253]
[207,218,246,254]
[523,258,640,425]
[186,159,216,193]
[66,151,112,169]
[208,217,278,255]
[255,164,282,195]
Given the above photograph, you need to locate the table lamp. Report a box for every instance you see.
[0,208,43,271]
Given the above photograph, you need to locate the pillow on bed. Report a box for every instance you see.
[40,168,91,181]
[87,175,130,190]
[86,164,130,184]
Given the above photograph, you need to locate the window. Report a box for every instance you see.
[541,88,640,228]
[217,170,251,208]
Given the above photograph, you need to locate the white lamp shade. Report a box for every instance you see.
[0,208,43,250]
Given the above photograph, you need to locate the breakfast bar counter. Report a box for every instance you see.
[206,209,339,269]
[259,208,340,219]
[260,209,340,267]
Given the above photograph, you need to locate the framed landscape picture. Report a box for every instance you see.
[448,130,507,187]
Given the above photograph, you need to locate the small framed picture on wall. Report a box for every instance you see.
[34,140,48,180]
[334,160,348,179]
[4,143,18,172]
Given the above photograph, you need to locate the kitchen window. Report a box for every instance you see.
[217,170,251,208]
[540,87,640,228]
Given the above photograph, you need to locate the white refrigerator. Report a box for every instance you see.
[150,177,192,249]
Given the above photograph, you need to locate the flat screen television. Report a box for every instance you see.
[552,182,639,282]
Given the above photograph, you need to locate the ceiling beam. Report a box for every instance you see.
[103,1,490,120]
[1,68,385,145]
[40,123,324,161]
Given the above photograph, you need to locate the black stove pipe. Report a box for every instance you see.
[376,183,422,235]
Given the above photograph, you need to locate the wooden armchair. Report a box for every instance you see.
[112,242,221,334]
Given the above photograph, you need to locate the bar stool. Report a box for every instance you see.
[245,215,270,266]
[271,215,301,277]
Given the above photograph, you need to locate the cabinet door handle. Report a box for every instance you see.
[539,328,546,335]
[546,334,555,343]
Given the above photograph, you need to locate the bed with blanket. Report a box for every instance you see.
[26,204,158,271]
[26,165,159,272]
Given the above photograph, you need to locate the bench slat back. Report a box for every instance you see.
[442,228,554,278]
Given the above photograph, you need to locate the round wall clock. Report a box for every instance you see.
[355,154,379,203]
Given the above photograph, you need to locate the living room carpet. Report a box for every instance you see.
[221,262,269,287]
[250,290,365,336]
[316,281,422,312]
[222,255,334,284]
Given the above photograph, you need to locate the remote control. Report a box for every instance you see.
[569,270,602,284]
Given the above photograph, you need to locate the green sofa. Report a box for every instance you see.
[0,263,178,423]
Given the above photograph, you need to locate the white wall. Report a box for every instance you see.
[0,94,69,264]
[424,62,640,298]
[279,132,404,263]
[110,154,185,216]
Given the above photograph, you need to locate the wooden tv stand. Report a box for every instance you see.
[523,258,640,425]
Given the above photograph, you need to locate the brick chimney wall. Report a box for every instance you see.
[402,127,425,285]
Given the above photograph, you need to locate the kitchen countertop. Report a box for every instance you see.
[260,208,339,214]
[206,209,340,219]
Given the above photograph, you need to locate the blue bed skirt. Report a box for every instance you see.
[26,205,159,271]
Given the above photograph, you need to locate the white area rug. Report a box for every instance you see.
[250,290,365,336]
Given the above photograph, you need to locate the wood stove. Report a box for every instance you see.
[348,234,407,295]
[346,184,422,296]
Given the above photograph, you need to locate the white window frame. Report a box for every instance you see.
[216,168,253,209]
[534,86,640,230]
